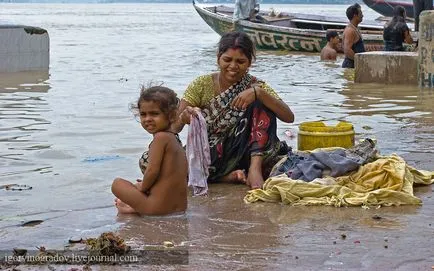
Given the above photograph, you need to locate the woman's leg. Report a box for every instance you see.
[246,155,264,189]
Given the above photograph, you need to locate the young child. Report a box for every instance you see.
[320,30,340,61]
[111,85,188,216]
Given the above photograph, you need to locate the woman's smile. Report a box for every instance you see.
[218,48,251,85]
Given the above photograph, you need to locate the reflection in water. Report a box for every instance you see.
[0,70,50,93]
[115,184,283,268]
[340,82,434,155]
[0,70,52,176]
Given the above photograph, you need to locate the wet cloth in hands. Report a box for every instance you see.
[187,114,210,196]
[245,154,434,207]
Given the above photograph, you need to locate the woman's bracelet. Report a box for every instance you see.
[253,86,257,100]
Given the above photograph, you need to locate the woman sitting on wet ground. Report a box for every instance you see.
[383,6,413,51]
[172,31,295,189]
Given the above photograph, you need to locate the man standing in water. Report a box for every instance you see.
[342,3,365,68]
[413,0,433,31]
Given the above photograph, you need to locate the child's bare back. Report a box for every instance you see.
[140,131,187,214]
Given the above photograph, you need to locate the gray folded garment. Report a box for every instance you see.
[290,139,378,182]
[290,149,360,181]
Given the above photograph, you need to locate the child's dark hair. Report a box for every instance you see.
[217,31,256,63]
[326,30,339,41]
[131,84,179,120]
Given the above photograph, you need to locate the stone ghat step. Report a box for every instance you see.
[0,25,49,73]
[354,51,418,85]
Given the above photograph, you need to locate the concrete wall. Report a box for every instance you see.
[0,25,49,73]
[354,51,418,85]
[418,11,434,88]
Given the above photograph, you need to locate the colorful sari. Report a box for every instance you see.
[200,73,288,182]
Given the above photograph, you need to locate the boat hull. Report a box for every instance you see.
[194,3,386,53]
[362,0,433,19]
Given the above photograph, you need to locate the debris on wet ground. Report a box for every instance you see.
[372,214,382,220]
[284,129,296,139]
[353,240,360,244]
[13,248,27,256]
[68,237,83,244]
[163,241,174,248]
[85,232,130,256]
[1,184,33,191]
[21,220,44,227]
[81,155,122,163]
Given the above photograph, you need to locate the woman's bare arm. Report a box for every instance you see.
[171,99,190,133]
[404,30,413,44]
[231,86,294,123]
[256,88,294,123]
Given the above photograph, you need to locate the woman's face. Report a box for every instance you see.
[218,48,251,85]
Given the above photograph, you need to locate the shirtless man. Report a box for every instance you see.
[342,3,366,68]
[320,30,340,61]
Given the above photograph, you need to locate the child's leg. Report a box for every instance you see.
[114,198,137,214]
[111,177,152,215]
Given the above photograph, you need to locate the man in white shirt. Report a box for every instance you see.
[233,0,259,22]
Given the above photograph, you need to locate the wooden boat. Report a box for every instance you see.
[363,0,433,19]
[193,1,388,53]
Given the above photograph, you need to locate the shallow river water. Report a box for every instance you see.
[0,3,433,270]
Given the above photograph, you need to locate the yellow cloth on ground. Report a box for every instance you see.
[244,154,434,207]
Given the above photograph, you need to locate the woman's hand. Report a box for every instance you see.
[180,106,201,125]
[231,84,261,110]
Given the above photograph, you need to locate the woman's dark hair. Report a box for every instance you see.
[392,5,406,18]
[346,3,361,20]
[217,31,256,63]
[131,84,179,120]
[387,5,406,28]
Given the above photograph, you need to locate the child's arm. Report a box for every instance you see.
[139,132,170,193]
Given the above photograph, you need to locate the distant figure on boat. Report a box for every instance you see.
[320,30,340,61]
[342,3,366,68]
[383,6,413,51]
[413,0,433,31]
[233,0,259,22]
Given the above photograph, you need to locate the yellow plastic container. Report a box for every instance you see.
[298,121,355,151]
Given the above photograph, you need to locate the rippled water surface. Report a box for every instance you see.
[0,3,433,269]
